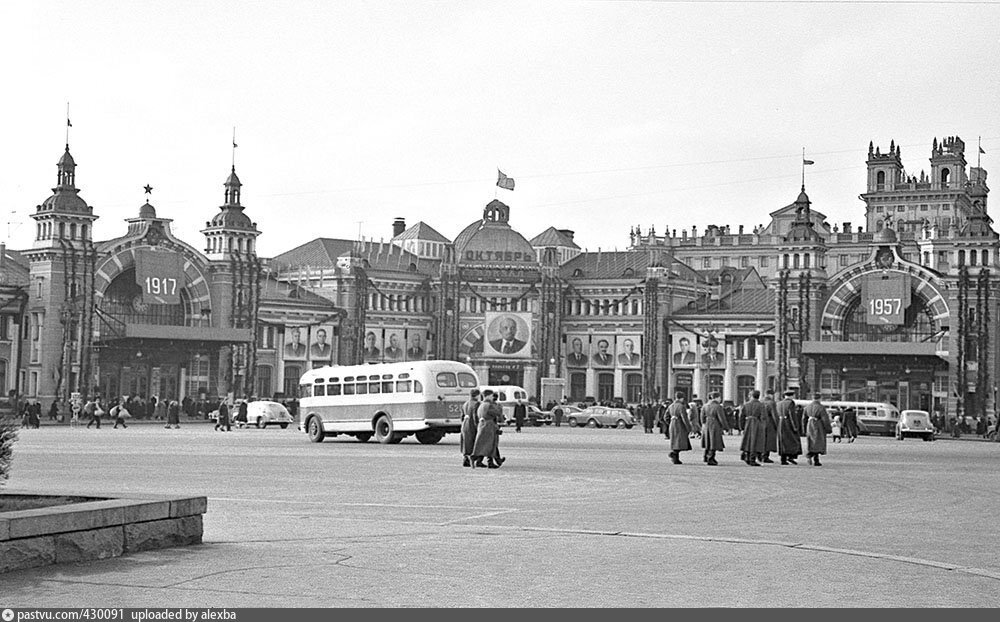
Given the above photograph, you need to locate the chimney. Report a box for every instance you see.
[392,217,406,238]
[557,229,575,243]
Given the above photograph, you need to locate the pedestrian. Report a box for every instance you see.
[776,390,801,464]
[688,397,702,439]
[215,399,231,431]
[472,390,504,469]
[460,389,480,467]
[84,398,101,429]
[831,414,843,442]
[513,399,526,433]
[166,399,180,429]
[641,402,653,433]
[111,398,130,429]
[761,389,779,463]
[805,394,832,466]
[553,403,563,427]
[667,392,692,464]
[701,392,726,466]
[739,390,766,466]
[842,407,859,443]
[154,397,167,422]
[235,399,249,428]
[48,399,60,422]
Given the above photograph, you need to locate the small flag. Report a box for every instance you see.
[980,146,986,154]
[233,140,238,148]
[803,159,815,165]
[497,169,515,191]
[67,118,72,128]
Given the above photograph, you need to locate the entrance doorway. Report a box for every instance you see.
[488,368,523,387]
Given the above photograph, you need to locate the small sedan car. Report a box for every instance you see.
[896,409,935,441]
[211,401,294,429]
[526,405,553,426]
[566,406,635,429]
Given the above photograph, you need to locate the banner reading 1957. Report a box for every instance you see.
[135,249,183,304]
[862,273,911,326]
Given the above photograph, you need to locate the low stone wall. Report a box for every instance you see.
[0,491,206,573]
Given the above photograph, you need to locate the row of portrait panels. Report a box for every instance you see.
[671,330,725,369]
[564,334,643,369]
[362,328,431,363]
[283,325,336,362]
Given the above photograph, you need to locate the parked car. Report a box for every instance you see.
[210,400,294,429]
[566,406,635,429]
[525,405,552,426]
[896,409,935,441]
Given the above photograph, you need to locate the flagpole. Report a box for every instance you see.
[978,136,982,171]
[232,127,237,168]
[65,102,71,147]
[801,147,806,188]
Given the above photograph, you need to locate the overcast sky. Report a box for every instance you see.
[2,1,997,258]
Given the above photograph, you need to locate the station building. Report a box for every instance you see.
[0,135,994,422]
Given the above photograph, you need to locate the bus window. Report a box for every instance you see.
[345,376,355,382]
[437,372,458,388]
[414,380,423,393]
[328,383,341,396]
[515,391,526,400]
[357,375,368,382]
[301,385,312,398]
[458,372,477,388]
[369,381,381,394]
[396,380,411,392]
[382,382,394,393]
[356,382,368,395]
[382,374,393,380]
[498,392,507,401]
[398,373,410,379]
[328,377,339,383]
[314,383,326,397]
[343,383,355,395]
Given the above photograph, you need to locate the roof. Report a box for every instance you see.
[0,248,30,286]
[209,206,254,230]
[270,237,437,275]
[560,250,700,281]
[530,227,580,249]
[674,287,775,316]
[392,221,450,244]
[259,273,339,309]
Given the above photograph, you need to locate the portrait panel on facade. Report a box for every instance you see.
[565,333,590,368]
[483,312,532,358]
[616,334,642,368]
[671,331,698,368]
[283,325,308,361]
[590,334,616,368]
[383,328,405,362]
[309,324,335,363]
[362,327,383,363]
[405,329,428,361]
[699,330,725,368]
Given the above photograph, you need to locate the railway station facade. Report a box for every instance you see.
[0,135,994,421]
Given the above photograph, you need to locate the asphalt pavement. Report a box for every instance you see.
[1,423,998,607]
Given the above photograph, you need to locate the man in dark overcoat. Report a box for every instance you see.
[842,407,859,442]
[513,400,526,432]
[642,403,655,433]
[761,389,779,463]
[776,390,802,464]
[805,394,833,466]
[667,393,692,464]
[739,390,766,466]
[472,391,504,468]
[460,389,480,467]
[701,392,727,466]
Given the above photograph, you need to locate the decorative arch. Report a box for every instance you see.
[93,245,212,320]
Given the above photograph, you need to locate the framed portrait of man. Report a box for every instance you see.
[617,335,641,368]
[406,330,427,361]
[362,328,382,363]
[483,312,532,358]
[283,326,308,361]
[565,334,589,368]
[671,332,697,368]
[700,331,725,368]
[383,329,405,362]
[309,325,334,362]
[591,335,615,368]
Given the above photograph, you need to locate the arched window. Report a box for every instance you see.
[736,375,756,404]
[958,250,965,266]
[81,225,87,240]
[793,254,800,269]
[876,170,886,190]
[983,250,990,266]
[941,168,951,187]
[970,251,978,266]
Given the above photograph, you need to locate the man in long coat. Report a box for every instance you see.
[667,393,692,464]
[472,391,504,468]
[776,390,802,464]
[842,406,859,442]
[739,390,766,466]
[460,389,480,467]
[761,389,779,463]
[805,394,833,466]
[701,392,727,466]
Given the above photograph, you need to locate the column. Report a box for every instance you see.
[523,364,538,398]
[179,367,188,401]
[666,348,676,399]
[473,363,489,385]
[722,343,736,403]
[585,368,596,399]
[755,341,767,392]
[614,368,623,401]
[693,365,704,401]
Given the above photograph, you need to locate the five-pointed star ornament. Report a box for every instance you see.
[143,184,153,196]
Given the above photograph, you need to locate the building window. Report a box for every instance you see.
[741,256,749,268]
[819,369,839,397]
[897,206,905,212]
[920,204,928,211]
[708,374,723,398]
[283,366,300,398]
[256,366,273,398]
[702,257,711,269]
[876,206,884,213]
[876,171,885,190]
[736,375,756,404]
[839,254,848,267]
[569,372,586,401]
[597,373,615,402]
[941,168,950,186]
[759,256,769,268]
[983,250,990,265]
[625,373,643,403]
[0,317,8,341]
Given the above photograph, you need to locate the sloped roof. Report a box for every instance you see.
[259,273,338,308]
[270,237,437,275]
[270,238,355,269]
[674,288,775,316]
[530,227,580,249]
[392,221,450,244]
[0,248,30,286]
[561,249,703,281]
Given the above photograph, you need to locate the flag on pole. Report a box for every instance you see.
[980,146,986,154]
[803,158,815,165]
[67,118,72,128]
[497,169,515,191]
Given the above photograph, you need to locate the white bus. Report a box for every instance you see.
[298,360,479,444]
[478,384,528,426]
[794,399,900,436]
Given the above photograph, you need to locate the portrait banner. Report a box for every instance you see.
[483,312,532,358]
[361,327,383,363]
[308,324,335,363]
[565,333,590,369]
[590,334,616,369]
[405,329,428,361]
[283,326,308,361]
[671,331,698,368]
[383,328,405,362]
[698,330,726,369]
[616,334,642,368]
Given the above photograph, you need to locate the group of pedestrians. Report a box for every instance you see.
[460,389,506,469]
[666,389,833,466]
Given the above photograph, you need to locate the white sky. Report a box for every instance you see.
[2,1,998,258]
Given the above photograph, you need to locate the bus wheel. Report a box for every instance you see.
[416,429,445,444]
[356,432,372,443]
[374,415,395,444]
[306,416,325,443]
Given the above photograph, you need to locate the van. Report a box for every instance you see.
[478,385,528,425]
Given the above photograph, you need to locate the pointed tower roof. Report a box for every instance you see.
[205,166,256,231]
[783,185,823,243]
[36,145,91,215]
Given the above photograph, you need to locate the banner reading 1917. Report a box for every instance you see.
[862,273,910,326]
[135,249,183,304]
